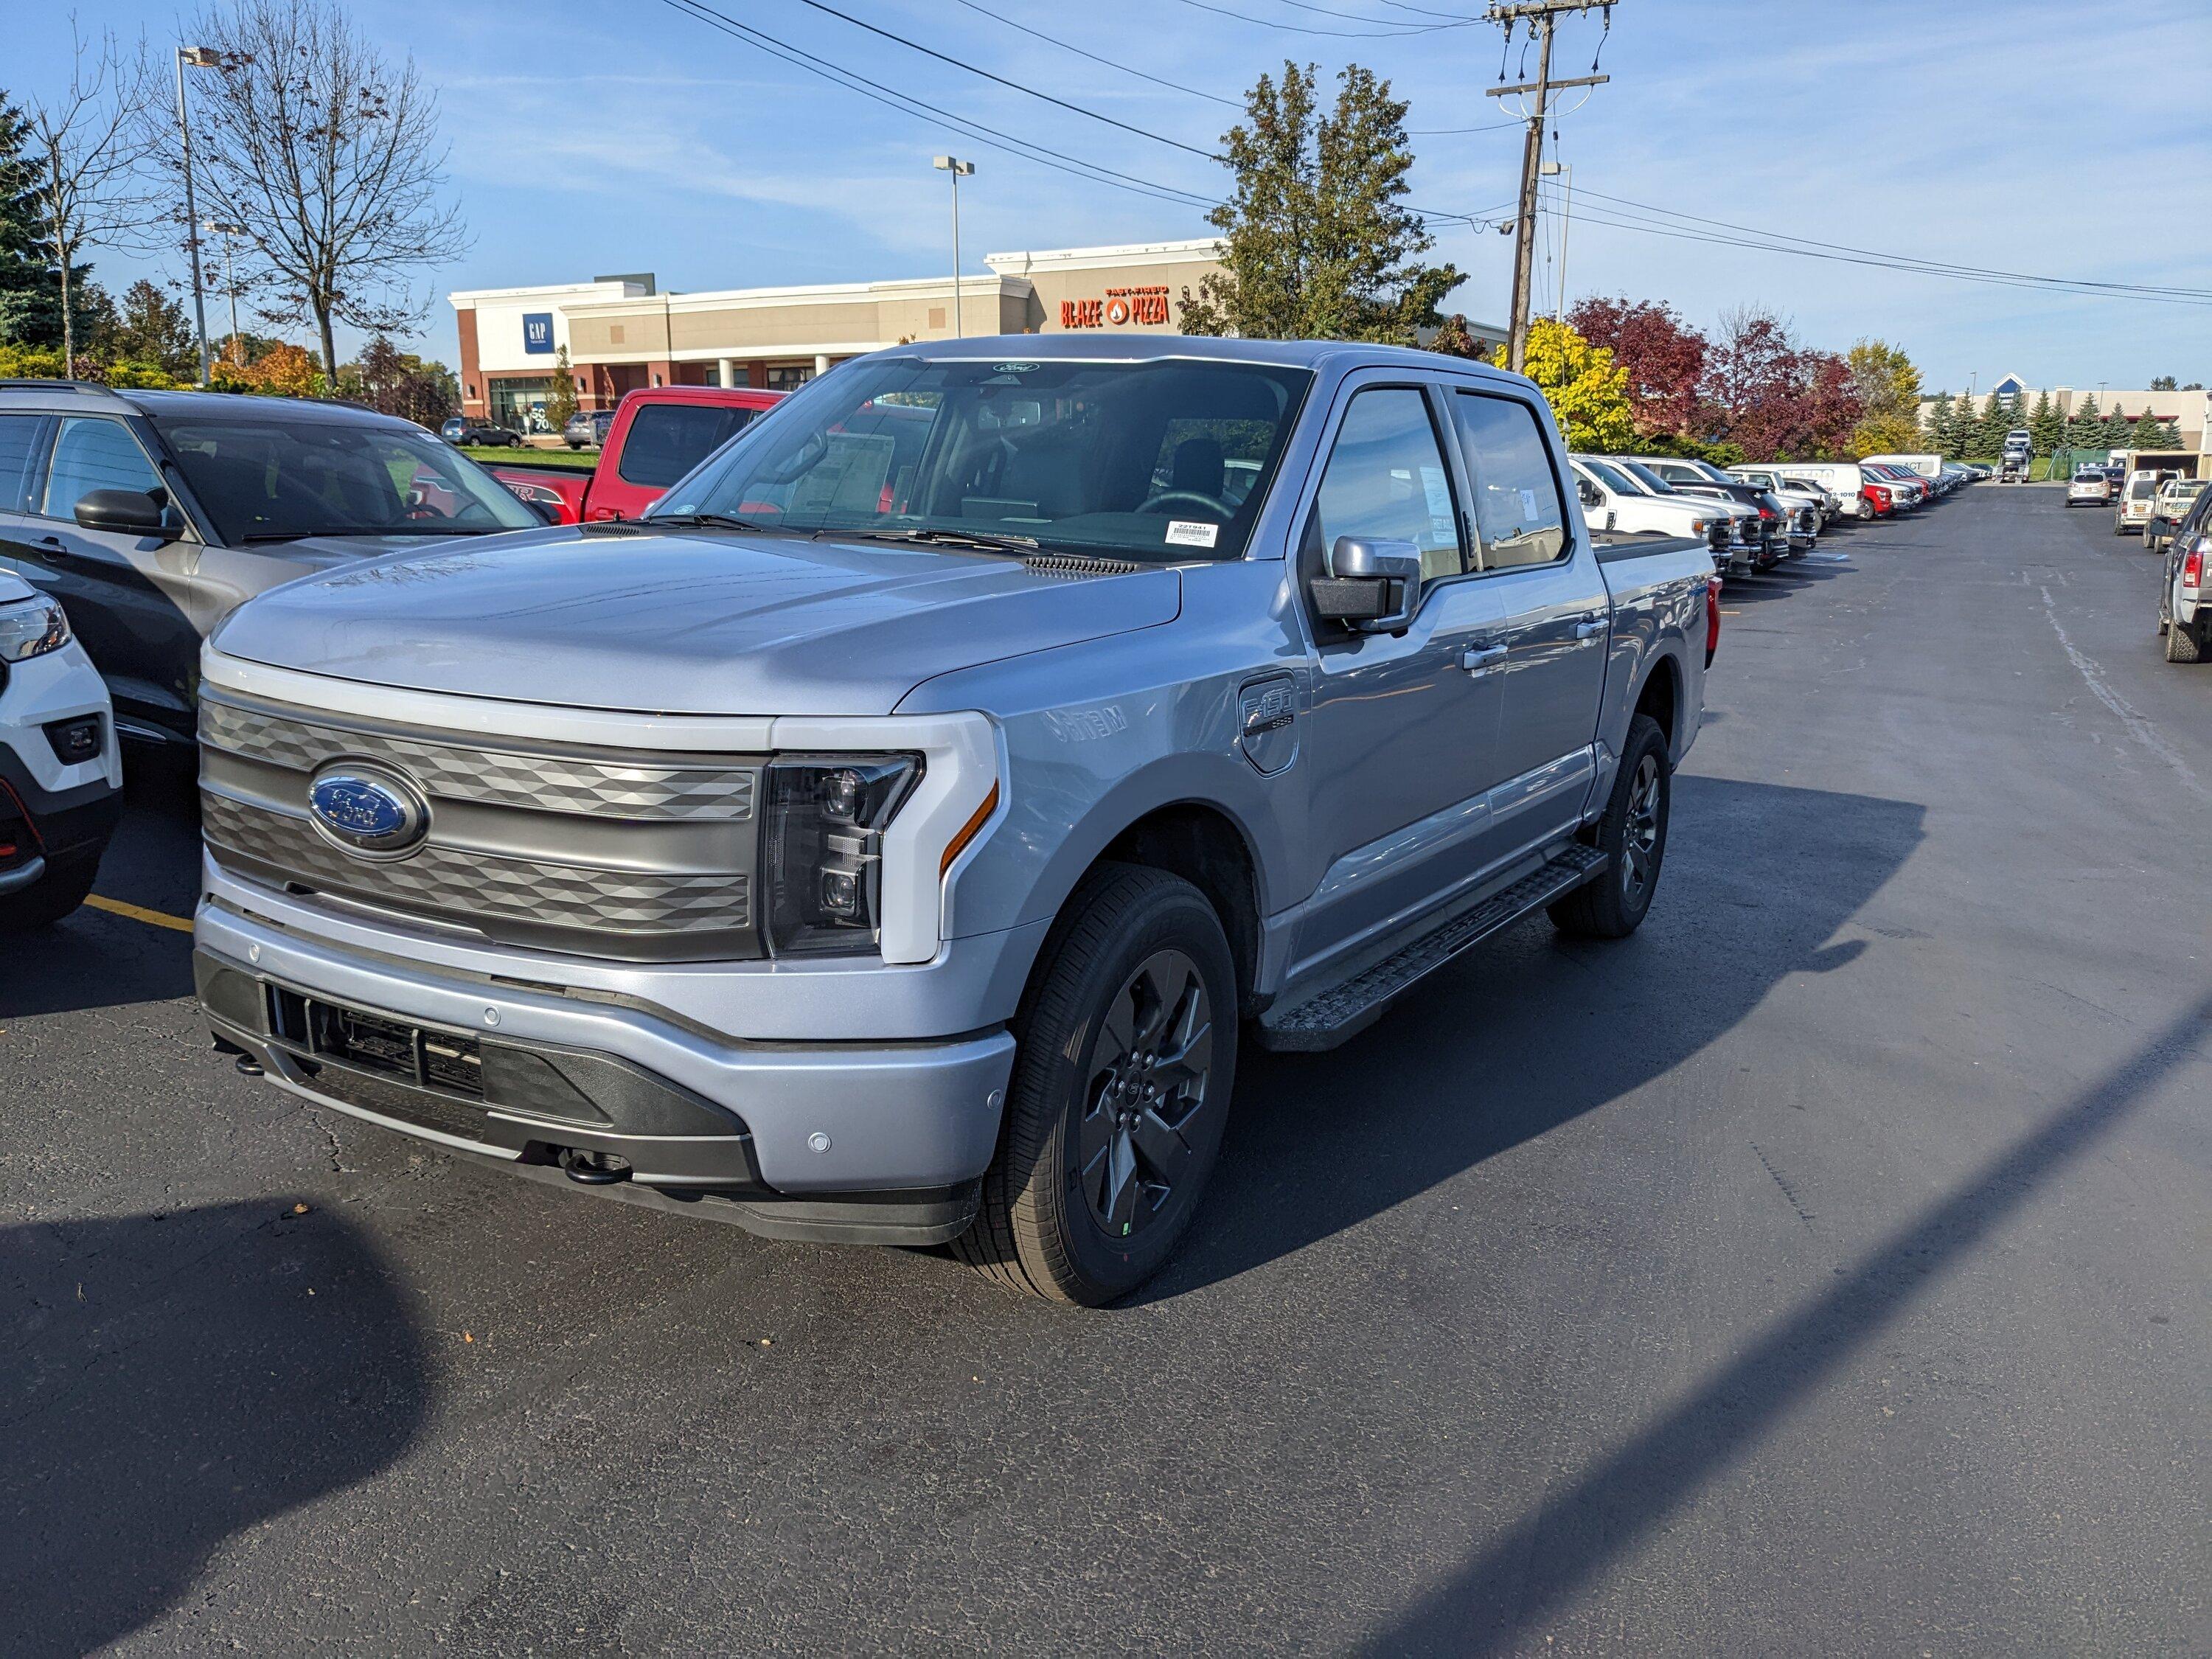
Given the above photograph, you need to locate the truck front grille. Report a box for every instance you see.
[198,689,762,962]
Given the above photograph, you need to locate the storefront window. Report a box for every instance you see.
[765,364,815,392]
[489,378,554,434]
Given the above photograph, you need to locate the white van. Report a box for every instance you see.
[1775,462,1874,518]
[1863,453,1946,483]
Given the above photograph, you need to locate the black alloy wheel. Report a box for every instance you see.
[1076,947,1215,1243]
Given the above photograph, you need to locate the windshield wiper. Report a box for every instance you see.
[636,512,776,533]
[827,525,1038,555]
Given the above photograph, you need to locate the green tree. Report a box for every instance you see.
[1922,390,1953,451]
[2130,408,2167,450]
[0,94,63,347]
[1181,60,1460,344]
[2099,406,2131,449]
[545,343,579,430]
[101,277,195,377]
[1846,338,1921,455]
[2028,389,2062,453]
[1490,317,1633,450]
[2065,392,2099,447]
[2150,375,2177,391]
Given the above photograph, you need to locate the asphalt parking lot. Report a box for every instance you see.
[4,487,2207,1655]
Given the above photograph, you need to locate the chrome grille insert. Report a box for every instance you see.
[198,689,762,962]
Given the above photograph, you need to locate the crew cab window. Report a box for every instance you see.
[41,417,161,519]
[1450,394,1567,569]
[616,403,761,489]
[0,412,41,511]
[1312,388,1465,582]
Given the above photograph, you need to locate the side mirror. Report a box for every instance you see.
[1576,479,1602,508]
[1312,535,1422,633]
[74,487,180,543]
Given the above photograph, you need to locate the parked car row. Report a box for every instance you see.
[2156,483,2212,664]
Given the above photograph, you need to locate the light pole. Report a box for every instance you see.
[932,156,973,338]
[175,45,220,386]
[1541,159,1572,321]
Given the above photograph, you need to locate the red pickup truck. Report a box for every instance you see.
[487,386,782,524]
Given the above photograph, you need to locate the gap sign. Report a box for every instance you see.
[522,313,554,355]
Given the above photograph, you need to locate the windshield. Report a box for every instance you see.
[658,355,1312,563]
[156,416,540,543]
[1618,459,1679,495]
[1582,458,1644,496]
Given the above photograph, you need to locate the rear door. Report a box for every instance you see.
[1449,389,1610,856]
[1289,375,1511,980]
[20,414,204,738]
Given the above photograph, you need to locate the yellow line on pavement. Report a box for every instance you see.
[84,894,195,933]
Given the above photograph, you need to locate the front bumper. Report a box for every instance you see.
[195,898,1019,1237]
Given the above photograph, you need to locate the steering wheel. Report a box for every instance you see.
[1136,487,1232,520]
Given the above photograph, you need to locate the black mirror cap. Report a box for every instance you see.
[74,487,177,540]
[1310,575,1392,622]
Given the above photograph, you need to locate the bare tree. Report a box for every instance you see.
[22,20,162,367]
[175,0,467,384]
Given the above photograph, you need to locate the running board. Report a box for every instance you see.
[1257,845,1608,1053]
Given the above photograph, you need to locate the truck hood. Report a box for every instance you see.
[208,524,1182,717]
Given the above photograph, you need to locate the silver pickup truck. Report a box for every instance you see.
[193,337,1714,1303]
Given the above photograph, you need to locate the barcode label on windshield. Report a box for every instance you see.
[1165,520,1219,549]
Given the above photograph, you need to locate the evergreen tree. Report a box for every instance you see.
[105,278,195,377]
[2067,393,2100,447]
[2028,389,2062,453]
[0,93,63,347]
[2100,406,2131,448]
[545,344,580,429]
[1972,392,2008,456]
[1923,391,1953,451]
[1181,60,1461,344]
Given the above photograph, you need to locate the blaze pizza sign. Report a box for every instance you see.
[1060,285,1172,330]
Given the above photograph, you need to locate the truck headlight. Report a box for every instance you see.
[0,596,69,661]
[762,754,920,955]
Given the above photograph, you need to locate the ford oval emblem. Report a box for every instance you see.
[307,762,429,858]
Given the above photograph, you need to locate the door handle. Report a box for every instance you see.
[1573,617,1607,640]
[1459,643,1507,676]
[34,535,72,558]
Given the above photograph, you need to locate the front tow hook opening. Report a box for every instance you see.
[557,1147,633,1186]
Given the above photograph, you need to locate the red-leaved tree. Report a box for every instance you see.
[1568,295,1706,439]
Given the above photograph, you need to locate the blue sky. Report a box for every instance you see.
[10,0,2209,392]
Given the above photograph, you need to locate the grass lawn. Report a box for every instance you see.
[462,445,597,468]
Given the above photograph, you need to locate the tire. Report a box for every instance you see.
[0,854,100,932]
[953,864,1238,1304]
[2166,613,2203,664]
[1551,713,1670,940]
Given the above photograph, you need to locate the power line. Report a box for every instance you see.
[1537,187,2212,308]
[1168,0,1454,38]
[657,0,1221,210]
[1548,182,2212,302]
[1548,184,2212,305]
[787,0,1221,159]
[947,0,1242,107]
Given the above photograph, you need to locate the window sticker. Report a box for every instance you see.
[1165,519,1220,549]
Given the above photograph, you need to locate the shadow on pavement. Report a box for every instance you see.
[1365,987,2212,1655]
[1153,778,1922,1303]
[0,1201,430,1653]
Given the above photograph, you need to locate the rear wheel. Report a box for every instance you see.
[954,864,1237,1304]
[2166,613,2204,664]
[1551,714,1670,940]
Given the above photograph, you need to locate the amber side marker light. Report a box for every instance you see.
[941,782,1001,877]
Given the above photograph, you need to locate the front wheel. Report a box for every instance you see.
[1551,713,1671,939]
[955,864,1237,1304]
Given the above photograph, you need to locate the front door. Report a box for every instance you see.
[1450,391,1610,856]
[18,414,205,738]
[1291,379,1512,984]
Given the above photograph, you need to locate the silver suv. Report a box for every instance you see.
[194,338,1713,1301]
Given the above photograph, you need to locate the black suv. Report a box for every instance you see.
[0,381,543,747]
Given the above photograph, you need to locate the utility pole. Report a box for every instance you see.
[1543,159,1573,320]
[1485,2,1610,374]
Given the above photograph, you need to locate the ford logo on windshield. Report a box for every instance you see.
[307,762,429,858]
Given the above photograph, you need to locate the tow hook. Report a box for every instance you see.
[558,1147,633,1186]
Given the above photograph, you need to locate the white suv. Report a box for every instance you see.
[0,576,122,929]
